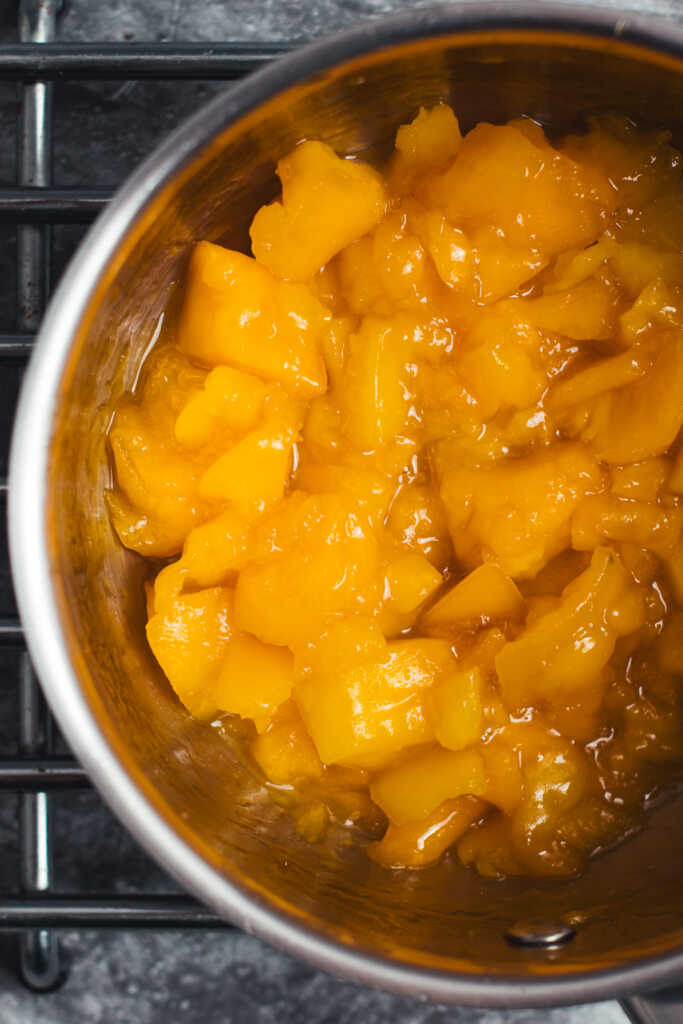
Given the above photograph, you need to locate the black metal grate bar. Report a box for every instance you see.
[0,188,109,223]
[0,759,88,790]
[0,618,25,646]
[0,41,291,80]
[0,333,33,359]
[0,895,229,929]
[0,0,292,995]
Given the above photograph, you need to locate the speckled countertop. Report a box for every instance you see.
[0,1,681,1021]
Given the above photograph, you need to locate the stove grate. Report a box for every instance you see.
[0,0,294,991]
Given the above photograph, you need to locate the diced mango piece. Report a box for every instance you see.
[572,494,683,557]
[370,747,487,826]
[108,349,215,557]
[495,548,645,709]
[502,276,617,341]
[582,334,683,464]
[198,418,299,503]
[394,105,462,177]
[440,444,605,578]
[251,701,323,784]
[420,210,471,290]
[470,227,548,302]
[234,494,381,647]
[250,141,387,281]
[215,634,294,731]
[178,242,327,396]
[548,344,657,412]
[482,735,524,815]
[181,508,251,587]
[342,318,415,449]
[610,460,671,503]
[146,587,233,718]
[426,666,483,751]
[427,122,611,256]
[620,280,683,343]
[421,563,524,633]
[369,796,485,868]
[174,365,268,447]
[609,241,683,297]
[295,639,455,767]
[384,552,443,614]
[386,484,452,569]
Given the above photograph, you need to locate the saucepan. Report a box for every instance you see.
[8,3,683,1014]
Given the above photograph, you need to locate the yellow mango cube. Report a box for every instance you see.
[582,334,683,464]
[426,122,610,256]
[572,494,683,557]
[215,634,294,732]
[174,365,268,447]
[503,276,617,341]
[421,563,524,633]
[198,418,298,504]
[342,317,415,449]
[370,747,487,826]
[251,701,323,784]
[426,666,483,751]
[394,105,462,176]
[181,508,251,587]
[234,494,381,647]
[495,548,645,709]
[178,241,327,396]
[384,552,443,614]
[440,444,605,578]
[295,639,455,767]
[250,141,387,281]
[386,484,452,569]
[369,796,485,868]
[146,587,234,719]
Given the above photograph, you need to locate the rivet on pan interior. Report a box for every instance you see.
[505,919,576,948]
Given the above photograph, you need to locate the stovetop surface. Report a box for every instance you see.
[0,0,679,1021]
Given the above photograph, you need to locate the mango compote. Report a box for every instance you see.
[108,108,683,879]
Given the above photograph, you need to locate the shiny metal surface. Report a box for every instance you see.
[9,3,683,1009]
[505,921,577,949]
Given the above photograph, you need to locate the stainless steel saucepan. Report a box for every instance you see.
[9,3,683,1014]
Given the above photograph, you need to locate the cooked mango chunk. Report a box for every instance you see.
[342,318,416,449]
[421,563,524,633]
[572,494,683,556]
[384,552,443,615]
[440,445,605,578]
[426,667,483,751]
[393,105,462,186]
[582,334,683,464]
[234,494,381,647]
[146,587,234,719]
[370,747,487,826]
[495,548,645,709]
[295,639,455,767]
[198,417,299,504]
[215,634,294,732]
[426,122,611,256]
[250,141,387,281]
[178,241,327,396]
[369,796,485,868]
[252,701,323,784]
[181,508,251,588]
[174,366,268,448]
